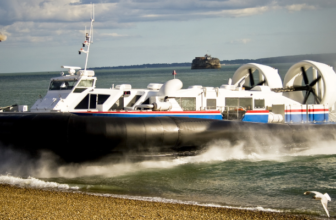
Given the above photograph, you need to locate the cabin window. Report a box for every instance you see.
[75,94,107,110]
[73,88,87,93]
[224,97,252,120]
[254,99,265,108]
[225,98,238,107]
[126,95,142,107]
[206,99,216,110]
[75,94,89,109]
[225,97,252,110]
[142,98,150,104]
[90,94,97,109]
[77,79,94,88]
[240,98,253,110]
[109,96,124,110]
[175,97,196,111]
[49,80,77,90]
[97,95,110,105]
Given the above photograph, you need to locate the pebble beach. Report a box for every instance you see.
[0,184,316,220]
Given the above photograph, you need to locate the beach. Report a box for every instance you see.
[0,184,315,220]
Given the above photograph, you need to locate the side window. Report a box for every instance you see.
[239,98,253,110]
[73,88,87,93]
[206,99,216,110]
[90,94,97,109]
[142,98,150,104]
[75,94,89,109]
[225,98,252,110]
[97,95,110,105]
[109,96,124,110]
[175,97,196,111]
[225,98,238,107]
[126,95,142,107]
[75,94,102,110]
[254,99,265,108]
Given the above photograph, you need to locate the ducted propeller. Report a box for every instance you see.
[271,67,322,104]
[291,67,322,104]
[243,68,266,90]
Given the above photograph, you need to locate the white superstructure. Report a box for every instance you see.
[29,5,336,123]
[30,60,336,116]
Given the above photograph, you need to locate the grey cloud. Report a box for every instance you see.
[94,0,336,24]
[275,0,336,8]
[2,1,336,25]
[1,0,335,44]
[70,0,120,5]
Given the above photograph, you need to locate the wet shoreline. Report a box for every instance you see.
[0,184,317,219]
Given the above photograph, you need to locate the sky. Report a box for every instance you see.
[0,0,336,73]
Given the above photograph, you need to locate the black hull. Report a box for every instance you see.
[0,113,335,162]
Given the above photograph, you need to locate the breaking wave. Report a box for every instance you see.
[1,134,336,179]
[89,192,282,213]
[0,174,78,190]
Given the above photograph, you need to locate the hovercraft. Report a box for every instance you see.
[1,8,336,162]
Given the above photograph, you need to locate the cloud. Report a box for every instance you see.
[286,4,316,12]
[199,6,274,18]
[231,38,252,44]
[0,0,335,44]
[100,33,140,38]
[101,33,127,37]
[1,1,333,26]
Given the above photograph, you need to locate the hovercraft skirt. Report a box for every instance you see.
[0,113,335,162]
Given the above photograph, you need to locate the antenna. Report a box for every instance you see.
[79,4,95,71]
[92,3,95,21]
[91,3,94,43]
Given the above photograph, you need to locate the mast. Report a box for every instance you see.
[79,4,94,71]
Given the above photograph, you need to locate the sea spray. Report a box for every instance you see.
[1,133,336,179]
[0,174,78,189]
[0,139,336,217]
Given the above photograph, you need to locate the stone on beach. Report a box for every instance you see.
[0,184,316,219]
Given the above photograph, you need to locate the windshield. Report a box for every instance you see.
[77,79,94,88]
[49,80,78,90]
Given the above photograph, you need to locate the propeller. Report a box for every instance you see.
[290,67,322,104]
[243,68,266,90]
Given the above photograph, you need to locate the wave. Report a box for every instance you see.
[0,173,283,214]
[1,135,336,179]
[0,174,79,190]
[87,192,283,213]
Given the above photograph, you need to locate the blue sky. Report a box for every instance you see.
[0,0,336,73]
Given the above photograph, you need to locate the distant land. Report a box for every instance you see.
[92,53,336,70]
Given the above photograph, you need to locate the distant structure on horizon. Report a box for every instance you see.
[191,54,221,69]
[91,53,336,70]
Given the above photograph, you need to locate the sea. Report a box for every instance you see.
[1,63,336,219]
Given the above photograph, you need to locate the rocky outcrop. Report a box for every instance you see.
[191,55,221,69]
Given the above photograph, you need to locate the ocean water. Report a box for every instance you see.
[0,64,336,218]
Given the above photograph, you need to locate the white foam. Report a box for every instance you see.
[297,143,336,156]
[55,160,181,178]
[3,136,336,180]
[0,174,79,190]
[90,193,282,213]
[174,141,286,164]
[0,173,283,214]
[41,141,291,179]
